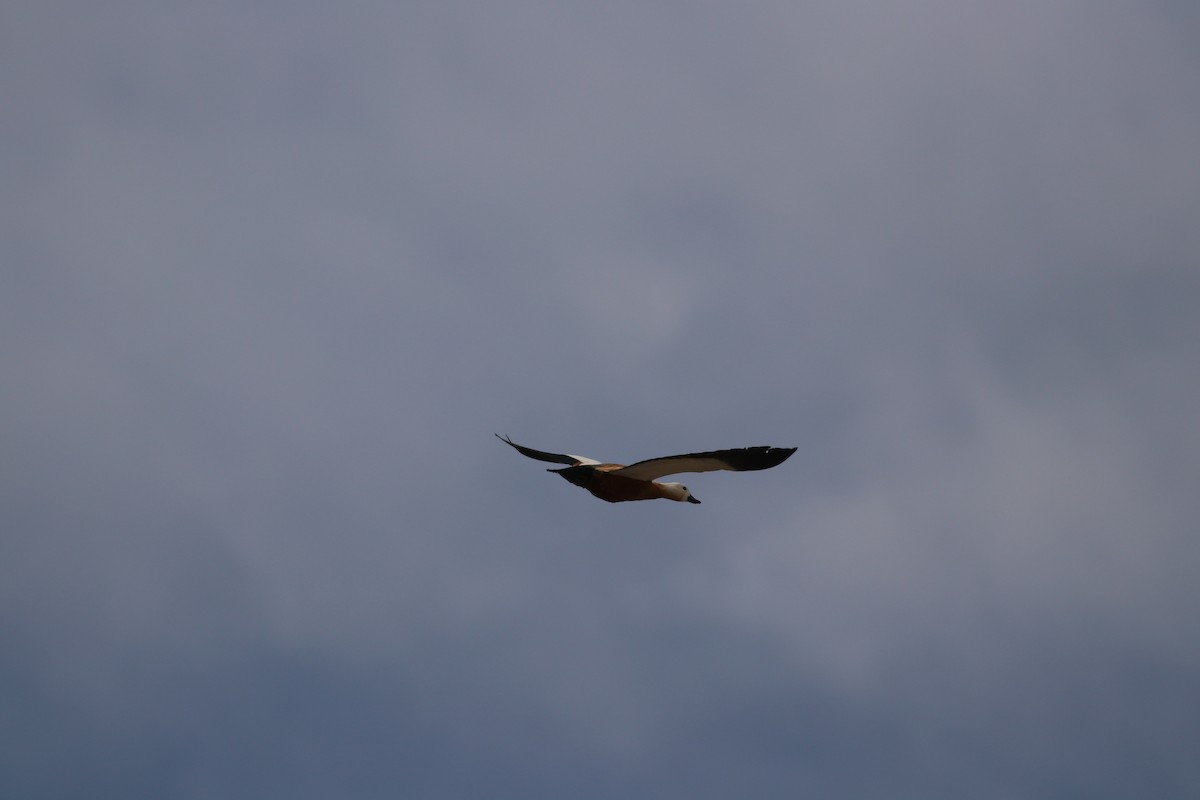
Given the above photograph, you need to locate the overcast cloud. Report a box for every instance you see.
[3,1,1199,797]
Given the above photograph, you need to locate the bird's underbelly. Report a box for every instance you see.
[553,466,669,503]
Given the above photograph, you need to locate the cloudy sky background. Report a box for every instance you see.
[4,1,1199,797]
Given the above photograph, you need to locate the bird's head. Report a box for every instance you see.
[660,482,701,504]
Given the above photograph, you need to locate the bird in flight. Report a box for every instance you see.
[496,434,797,504]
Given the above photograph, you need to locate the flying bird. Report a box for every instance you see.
[496,434,797,504]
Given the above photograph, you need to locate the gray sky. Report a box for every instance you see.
[4,1,1199,797]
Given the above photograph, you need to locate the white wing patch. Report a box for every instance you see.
[614,456,731,481]
[614,447,798,481]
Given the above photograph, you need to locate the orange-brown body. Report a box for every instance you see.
[551,465,684,503]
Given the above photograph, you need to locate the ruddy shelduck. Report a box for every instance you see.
[496,434,796,504]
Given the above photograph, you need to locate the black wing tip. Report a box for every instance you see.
[495,432,525,454]
[728,445,797,471]
[495,434,580,466]
[764,446,798,467]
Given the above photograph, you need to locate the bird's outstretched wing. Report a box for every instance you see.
[495,434,602,466]
[614,446,797,481]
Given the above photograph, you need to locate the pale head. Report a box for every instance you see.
[659,481,701,504]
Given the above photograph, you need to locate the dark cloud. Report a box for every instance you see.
[3,1,1199,797]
